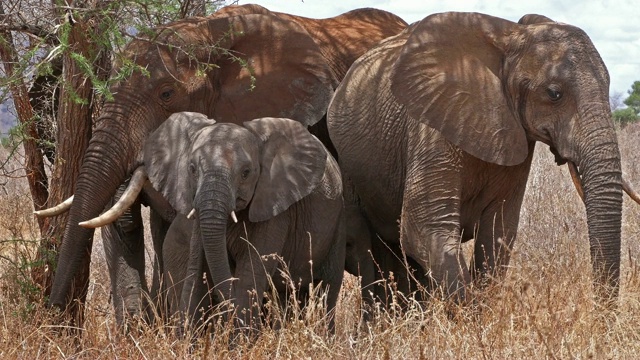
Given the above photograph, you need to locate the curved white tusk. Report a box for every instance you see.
[568,162,640,205]
[187,208,196,219]
[79,167,147,228]
[34,195,74,217]
[230,211,238,223]
[623,177,640,205]
[567,162,585,201]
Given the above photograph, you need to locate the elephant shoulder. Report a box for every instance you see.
[332,29,409,106]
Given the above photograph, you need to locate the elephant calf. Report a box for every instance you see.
[142,112,345,333]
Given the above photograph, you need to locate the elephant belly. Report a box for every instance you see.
[280,195,342,278]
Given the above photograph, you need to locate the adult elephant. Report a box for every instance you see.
[328,12,634,306]
[213,3,409,155]
[36,5,406,321]
[144,112,344,332]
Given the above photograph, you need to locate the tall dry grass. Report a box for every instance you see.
[1,123,640,359]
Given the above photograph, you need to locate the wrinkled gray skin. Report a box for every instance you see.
[52,4,405,326]
[54,8,335,323]
[328,12,623,306]
[144,113,345,332]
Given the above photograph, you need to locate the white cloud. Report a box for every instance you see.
[239,0,640,94]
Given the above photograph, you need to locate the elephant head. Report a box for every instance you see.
[389,12,623,302]
[46,11,335,309]
[142,112,328,314]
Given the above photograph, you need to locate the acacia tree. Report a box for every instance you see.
[0,0,229,322]
[612,81,640,126]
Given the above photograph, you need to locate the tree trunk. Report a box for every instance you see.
[0,5,49,224]
[44,11,111,323]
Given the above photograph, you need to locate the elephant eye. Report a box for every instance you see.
[546,87,562,102]
[241,168,250,180]
[189,163,196,175]
[160,88,174,101]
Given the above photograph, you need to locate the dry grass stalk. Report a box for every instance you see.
[2,124,640,358]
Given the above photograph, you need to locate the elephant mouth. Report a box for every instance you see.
[235,197,248,210]
[549,146,567,166]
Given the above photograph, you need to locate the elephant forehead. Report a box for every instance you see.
[191,125,258,160]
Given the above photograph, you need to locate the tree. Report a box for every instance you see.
[623,80,640,115]
[612,81,640,127]
[0,0,230,324]
[610,90,625,111]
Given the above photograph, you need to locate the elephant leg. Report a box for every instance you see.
[149,208,173,321]
[399,160,470,303]
[342,172,378,319]
[344,202,378,320]
[369,237,429,307]
[232,222,288,332]
[101,183,148,328]
[470,186,527,287]
[313,208,346,333]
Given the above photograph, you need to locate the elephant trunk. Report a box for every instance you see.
[576,112,623,305]
[195,171,235,305]
[49,97,154,309]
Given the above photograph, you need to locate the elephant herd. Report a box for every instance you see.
[35,4,640,337]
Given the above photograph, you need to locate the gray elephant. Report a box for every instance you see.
[34,4,406,324]
[139,112,345,332]
[328,12,631,306]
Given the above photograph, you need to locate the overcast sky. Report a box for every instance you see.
[239,0,640,96]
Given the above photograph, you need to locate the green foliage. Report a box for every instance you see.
[1,126,20,148]
[612,81,640,127]
[623,80,640,115]
[612,107,638,127]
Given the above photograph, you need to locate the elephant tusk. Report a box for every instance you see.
[79,167,147,228]
[568,161,640,205]
[622,176,640,205]
[187,208,196,219]
[33,195,74,217]
[567,162,584,201]
[230,211,238,223]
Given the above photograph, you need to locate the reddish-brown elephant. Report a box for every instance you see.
[36,4,407,325]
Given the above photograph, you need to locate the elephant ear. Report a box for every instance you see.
[206,13,335,126]
[143,112,216,215]
[390,12,528,166]
[244,117,328,222]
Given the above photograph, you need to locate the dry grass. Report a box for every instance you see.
[1,123,640,359]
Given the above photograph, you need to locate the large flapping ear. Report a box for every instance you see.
[143,112,216,214]
[390,12,528,166]
[243,117,328,222]
[203,13,335,126]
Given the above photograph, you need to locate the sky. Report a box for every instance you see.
[239,0,640,97]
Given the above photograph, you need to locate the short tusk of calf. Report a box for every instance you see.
[79,167,147,228]
[567,162,584,201]
[34,195,74,217]
[187,208,196,219]
[230,211,238,223]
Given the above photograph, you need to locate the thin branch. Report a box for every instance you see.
[0,24,58,46]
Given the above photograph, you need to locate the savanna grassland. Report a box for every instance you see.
[1,124,640,359]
